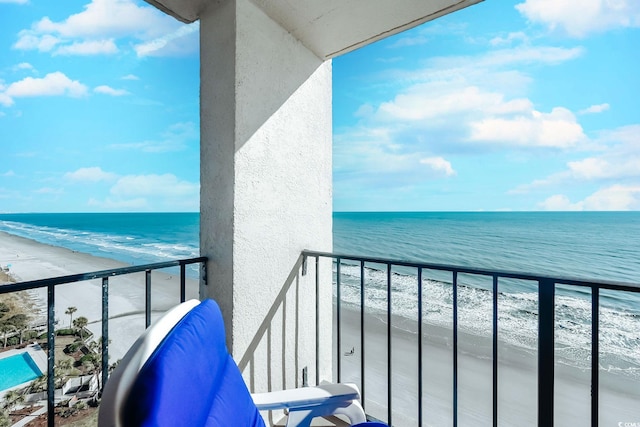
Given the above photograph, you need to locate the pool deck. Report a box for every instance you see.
[0,343,47,396]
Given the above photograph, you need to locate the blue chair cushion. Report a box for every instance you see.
[124,299,265,427]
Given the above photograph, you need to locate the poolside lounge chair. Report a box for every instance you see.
[98,299,387,427]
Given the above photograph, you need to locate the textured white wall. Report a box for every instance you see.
[199,0,333,397]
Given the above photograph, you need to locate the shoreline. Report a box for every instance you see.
[0,231,199,361]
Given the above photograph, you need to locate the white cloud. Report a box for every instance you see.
[13,0,193,57]
[539,194,582,211]
[34,187,64,195]
[65,167,118,182]
[109,122,197,152]
[510,124,640,194]
[94,85,130,96]
[371,79,586,149]
[88,197,148,210]
[134,23,199,57]
[2,170,15,177]
[377,85,533,122]
[335,40,591,198]
[0,0,28,4]
[13,32,61,52]
[388,35,429,48]
[516,0,640,37]
[4,72,88,101]
[33,0,175,39]
[334,126,457,194]
[489,32,529,46]
[0,93,13,107]
[568,155,640,180]
[581,185,640,210]
[87,173,199,211]
[579,103,610,115]
[567,158,611,179]
[469,107,586,148]
[121,74,139,81]
[54,39,118,56]
[426,46,584,71]
[420,157,456,176]
[0,112,5,117]
[540,185,640,211]
[14,62,35,72]
[110,174,199,198]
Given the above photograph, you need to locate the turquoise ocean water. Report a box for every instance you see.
[1,212,639,376]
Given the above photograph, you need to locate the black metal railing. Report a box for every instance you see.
[302,250,640,427]
[0,257,207,427]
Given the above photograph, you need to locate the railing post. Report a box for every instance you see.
[386,264,392,426]
[591,286,599,427]
[180,262,186,303]
[453,271,458,427]
[418,267,423,427]
[101,277,109,391]
[315,256,320,386]
[493,275,499,427]
[360,260,366,410]
[47,283,55,427]
[336,258,342,382]
[145,269,152,328]
[202,260,208,287]
[302,254,308,276]
[538,279,555,427]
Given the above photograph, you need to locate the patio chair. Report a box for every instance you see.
[98,299,387,427]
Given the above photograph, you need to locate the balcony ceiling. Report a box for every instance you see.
[144,0,482,59]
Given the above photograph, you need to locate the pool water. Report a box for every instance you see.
[0,352,43,391]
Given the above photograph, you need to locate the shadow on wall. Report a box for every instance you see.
[236,255,317,425]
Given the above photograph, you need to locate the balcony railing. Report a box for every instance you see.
[0,257,207,427]
[302,250,640,427]
[3,251,639,426]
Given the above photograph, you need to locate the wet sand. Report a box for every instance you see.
[336,307,640,426]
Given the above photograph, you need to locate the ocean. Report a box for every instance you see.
[0,211,639,377]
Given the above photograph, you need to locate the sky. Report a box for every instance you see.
[1,0,639,213]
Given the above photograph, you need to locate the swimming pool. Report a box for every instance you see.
[0,352,43,391]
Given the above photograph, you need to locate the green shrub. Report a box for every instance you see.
[65,342,83,353]
[79,353,99,365]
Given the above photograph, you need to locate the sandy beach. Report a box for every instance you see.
[337,308,640,426]
[0,231,199,361]
[2,230,638,426]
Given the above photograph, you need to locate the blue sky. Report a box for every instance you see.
[1,0,639,212]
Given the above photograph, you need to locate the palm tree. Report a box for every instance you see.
[82,352,103,390]
[0,323,16,348]
[65,306,77,329]
[57,358,73,371]
[28,374,47,394]
[2,390,25,412]
[73,316,88,340]
[14,323,29,346]
[0,409,10,427]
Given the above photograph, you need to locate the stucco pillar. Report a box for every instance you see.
[199,0,333,394]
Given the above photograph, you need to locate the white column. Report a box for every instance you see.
[199,0,333,394]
